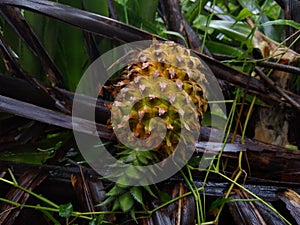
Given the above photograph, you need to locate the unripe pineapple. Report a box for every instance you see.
[101,41,207,217]
[111,41,207,116]
[109,41,207,157]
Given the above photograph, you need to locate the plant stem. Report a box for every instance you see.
[0,177,59,208]
[213,171,292,225]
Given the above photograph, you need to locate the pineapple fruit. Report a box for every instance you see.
[101,41,207,218]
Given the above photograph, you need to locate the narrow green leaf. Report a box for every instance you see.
[284,144,298,151]
[194,19,252,43]
[116,174,130,186]
[118,192,134,212]
[238,0,260,14]
[83,0,108,16]
[112,199,120,211]
[261,19,300,30]
[89,215,104,225]
[130,208,138,223]
[22,12,45,79]
[139,150,156,160]
[96,195,115,207]
[122,153,136,163]
[58,203,73,218]
[130,186,144,205]
[163,30,188,47]
[106,185,125,196]
[143,185,156,198]
[51,0,89,91]
[136,153,149,165]
[263,2,282,20]
[139,0,158,22]
[125,166,140,179]
[39,207,62,225]
[236,8,252,21]
[205,41,244,56]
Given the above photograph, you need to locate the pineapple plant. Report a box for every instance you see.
[100,41,208,219]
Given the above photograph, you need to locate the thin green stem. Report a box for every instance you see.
[8,169,18,185]
[241,95,256,143]
[207,100,235,104]
[181,168,204,223]
[181,170,201,224]
[148,189,195,214]
[0,197,96,220]
[0,177,59,209]
[201,0,216,53]
[123,0,128,24]
[214,169,243,221]
[188,166,205,220]
[215,96,237,170]
[213,171,292,225]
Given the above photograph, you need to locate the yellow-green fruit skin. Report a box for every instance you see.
[110,41,207,158]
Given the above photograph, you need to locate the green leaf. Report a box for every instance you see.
[116,174,130,186]
[96,196,115,207]
[21,12,45,79]
[245,94,262,106]
[238,0,260,14]
[83,0,108,16]
[162,30,188,47]
[205,41,244,56]
[127,0,158,26]
[89,215,104,225]
[125,166,140,179]
[130,208,138,223]
[114,0,160,33]
[208,198,231,212]
[284,144,298,151]
[50,0,89,91]
[130,186,144,205]
[236,8,252,21]
[106,185,126,196]
[261,19,300,30]
[263,1,282,20]
[58,203,73,218]
[157,190,171,203]
[194,18,252,43]
[122,153,136,163]
[136,153,149,165]
[112,199,120,211]
[143,185,156,198]
[139,150,156,160]
[118,192,134,212]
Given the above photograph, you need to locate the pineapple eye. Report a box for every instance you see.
[176,56,183,66]
[142,62,150,69]
[154,50,162,57]
[153,70,160,77]
[196,88,203,96]
[158,57,166,63]
[153,43,160,50]
[139,55,147,62]
[175,79,183,89]
[188,59,194,68]
[167,68,176,79]
[174,46,181,53]
[183,49,189,56]
[196,60,204,69]
[159,81,167,91]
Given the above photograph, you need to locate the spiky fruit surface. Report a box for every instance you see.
[112,41,207,117]
[102,41,208,217]
[109,41,207,158]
